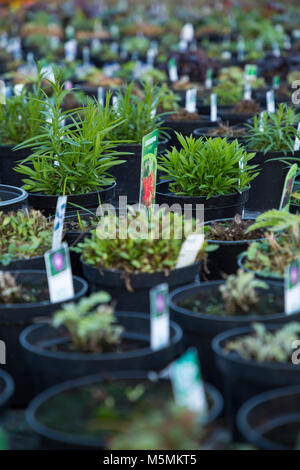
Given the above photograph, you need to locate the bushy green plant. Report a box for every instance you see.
[224,322,300,363]
[159,134,258,198]
[14,67,125,195]
[0,209,53,266]
[219,269,268,316]
[205,80,243,106]
[0,69,45,145]
[52,292,123,353]
[245,104,300,154]
[157,83,180,112]
[74,207,207,277]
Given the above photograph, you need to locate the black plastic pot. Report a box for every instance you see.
[0,146,32,187]
[169,280,294,391]
[290,203,300,214]
[244,151,300,212]
[81,258,200,313]
[238,252,283,283]
[163,116,219,149]
[0,370,14,418]
[0,185,28,213]
[0,255,46,272]
[237,385,300,450]
[110,139,169,204]
[27,182,116,217]
[156,181,249,221]
[0,271,88,406]
[26,371,223,450]
[204,217,264,280]
[193,126,247,143]
[20,312,183,393]
[218,110,258,125]
[213,325,300,438]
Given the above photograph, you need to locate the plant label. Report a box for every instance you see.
[210,93,217,122]
[180,23,194,42]
[273,75,280,90]
[139,129,158,208]
[97,86,104,106]
[285,259,300,315]
[185,88,197,114]
[168,58,178,83]
[0,81,6,105]
[266,90,275,113]
[64,80,73,91]
[150,283,170,351]
[65,39,77,62]
[14,84,24,96]
[205,69,213,89]
[244,64,257,82]
[279,163,298,211]
[170,348,208,415]
[176,233,204,269]
[237,36,245,61]
[259,111,265,132]
[272,42,280,57]
[294,123,300,152]
[44,243,74,303]
[52,196,67,250]
[147,48,156,65]
[244,80,252,100]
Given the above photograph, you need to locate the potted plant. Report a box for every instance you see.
[157,134,258,221]
[244,104,300,211]
[0,270,88,405]
[204,214,265,279]
[194,121,247,142]
[0,185,28,213]
[0,370,14,419]
[74,207,207,312]
[14,67,124,215]
[169,269,293,390]
[237,385,300,450]
[26,371,222,450]
[238,210,300,281]
[213,322,300,434]
[20,291,183,393]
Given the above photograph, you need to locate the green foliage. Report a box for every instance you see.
[157,84,180,112]
[0,209,53,266]
[244,104,300,154]
[205,80,243,106]
[159,134,258,198]
[0,68,45,145]
[224,322,300,363]
[219,269,268,316]
[52,292,123,353]
[247,209,300,240]
[74,207,206,275]
[105,81,166,143]
[14,67,125,195]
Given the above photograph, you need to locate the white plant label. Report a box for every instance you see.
[52,196,67,250]
[14,84,24,96]
[294,123,300,152]
[0,81,5,105]
[205,69,213,89]
[170,348,208,415]
[98,87,104,106]
[266,90,275,113]
[272,42,280,57]
[210,93,217,122]
[150,283,170,351]
[237,36,245,61]
[244,64,257,82]
[65,39,77,62]
[176,233,204,269]
[244,80,252,100]
[44,243,74,303]
[180,23,194,42]
[259,111,265,132]
[185,88,197,114]
[168,58,178,83]
[285,259,300,315]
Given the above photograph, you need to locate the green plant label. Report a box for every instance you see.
[244,64,257,81]
[285,259,300,315]
[210,93,217,122]
[52,196,67,250]
[150,283,170,351]
[139,129,158,208]
[279,163,298,211]
[205,69,213,89]
[266,90,275,113]
[44,243,74,303]
[273,75,280,90]
[168,58,178,83]
[0,80,6,105]
[176,233,204,269]
[185,88,197,113]
[294,123,300,152]
[170,348,208,415]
